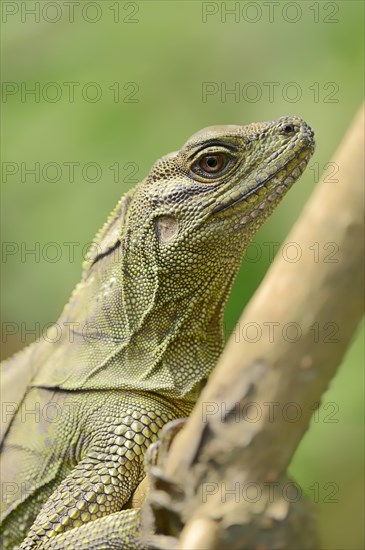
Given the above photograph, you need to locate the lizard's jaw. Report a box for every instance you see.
[212,147,312,215]
[211,119,315,216]
[212,149,311,214]
[236,151,313,229]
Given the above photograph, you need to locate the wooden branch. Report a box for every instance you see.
[144,103,364,549]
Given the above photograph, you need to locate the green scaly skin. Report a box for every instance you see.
[0,117,315,549]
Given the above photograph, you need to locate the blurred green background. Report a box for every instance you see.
[1,1,364,548]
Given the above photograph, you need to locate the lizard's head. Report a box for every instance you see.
[112,117,314,396]
[126,116,315,279]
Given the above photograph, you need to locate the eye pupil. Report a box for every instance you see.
[199,153,225,174]
[206,156,218,167]
[191,150,232,180]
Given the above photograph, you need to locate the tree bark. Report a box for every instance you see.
[144,103,365,549]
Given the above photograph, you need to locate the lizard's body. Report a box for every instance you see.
[0,117,314,548]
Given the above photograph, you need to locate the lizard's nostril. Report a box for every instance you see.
[283,124,295,133]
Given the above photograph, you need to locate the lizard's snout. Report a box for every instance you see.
[276,116,315,149]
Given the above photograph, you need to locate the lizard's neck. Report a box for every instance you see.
[36,249,235,402]
[115,258,236,400]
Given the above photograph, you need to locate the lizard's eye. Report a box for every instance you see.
[199,153,226,174]
[190,151,232,180]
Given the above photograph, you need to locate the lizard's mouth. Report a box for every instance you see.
[212,145,314,215]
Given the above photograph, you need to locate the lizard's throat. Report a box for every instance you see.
[121,273,231,399]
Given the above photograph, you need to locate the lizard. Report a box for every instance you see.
[0,116,315,549]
